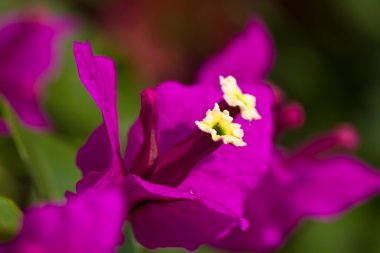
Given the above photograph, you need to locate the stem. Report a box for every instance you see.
[2,100,56,201]
[119,224,138,253]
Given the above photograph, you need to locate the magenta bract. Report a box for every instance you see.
[0,191,125,253]
[0,11,72,133]
[213,110,380,252]
[73,18,274,251]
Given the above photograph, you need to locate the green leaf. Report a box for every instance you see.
[1,99,80,202]
[0,160,29,207]
[118,224,138,253]
[0,196,22,242]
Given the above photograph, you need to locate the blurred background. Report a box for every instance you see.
[1,0,380,252]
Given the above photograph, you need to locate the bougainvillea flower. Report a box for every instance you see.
[0,190,125,253]
[73,18,274,251]
[213,92,380,252]
[0,11,71,133]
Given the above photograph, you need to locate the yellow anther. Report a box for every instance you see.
[195,103,246,147]
[219,75,261,121]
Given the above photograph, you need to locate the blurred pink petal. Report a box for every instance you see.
[0,190,125,253]
[0,11,72,131]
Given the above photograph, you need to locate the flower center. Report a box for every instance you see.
[131,75,261,186]
[213,122,225,136]
[220,75,261,121]
[195,103,246,147]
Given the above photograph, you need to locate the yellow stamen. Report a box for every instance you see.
[195,103,246,147]
[219,75,261,121]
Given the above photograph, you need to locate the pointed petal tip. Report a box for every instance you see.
[246,17,268,30]
[140,88,158,125]
[244,17,272,39]
[245,16,276,62]
[140,88,157,104]
[197,17,275,84]
[73,40,91,54]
